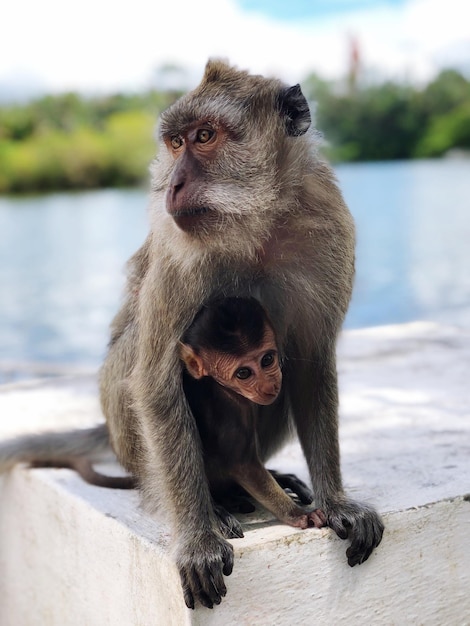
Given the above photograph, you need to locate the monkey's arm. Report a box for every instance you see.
[234,462,326,529]
[127,278,234,610]
[288,346,384,566]
[131,356,233,609]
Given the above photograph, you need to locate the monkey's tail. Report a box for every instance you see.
[0,423,110,472]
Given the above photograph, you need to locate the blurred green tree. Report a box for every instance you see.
[1,67,469,193]
[302,68,470,162]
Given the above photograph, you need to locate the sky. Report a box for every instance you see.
[1,0,469,100]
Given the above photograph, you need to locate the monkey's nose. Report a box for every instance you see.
[170,180,185,202]
[262,383,279,397]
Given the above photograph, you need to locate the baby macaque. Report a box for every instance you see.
[180,296,326,531]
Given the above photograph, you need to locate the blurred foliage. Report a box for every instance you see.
[0,90,180,193]
[0,68,469,193]
[303,69,470,162]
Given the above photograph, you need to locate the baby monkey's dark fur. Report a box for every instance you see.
[180,296,327,540]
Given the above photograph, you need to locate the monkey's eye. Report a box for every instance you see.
[261,352,275,368]
[196,128,214,144]
[171,135,183,149]
[235,367,253,380]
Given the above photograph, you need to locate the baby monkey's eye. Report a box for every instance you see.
[196,128,214,144]
[235,367,253,380]
[261,352,275,368]
[171,135,183,149]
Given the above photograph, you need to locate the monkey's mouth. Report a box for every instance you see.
[170,206,212,232]
[258,393,279,406]
[171,206,210,218]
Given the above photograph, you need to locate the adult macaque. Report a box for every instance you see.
[0,60,383,610]
[100,59,383,609]
[180,296,326,534]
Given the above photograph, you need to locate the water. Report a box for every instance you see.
[0,159,469,378]
[0,189,148,373]
[339,159,470,328]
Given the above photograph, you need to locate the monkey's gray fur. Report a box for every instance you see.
[0,60,383,610]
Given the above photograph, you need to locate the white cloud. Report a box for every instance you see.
[0,0,468,97]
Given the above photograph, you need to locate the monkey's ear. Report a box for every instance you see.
[277,84,311,137]
[179,343,206,379]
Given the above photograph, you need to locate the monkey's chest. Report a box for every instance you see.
[199,404,257,467]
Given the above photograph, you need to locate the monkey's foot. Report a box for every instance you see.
[324,498,384,566]
[269,469,314,504]
[177,532,234,609]
[213,504,244,539]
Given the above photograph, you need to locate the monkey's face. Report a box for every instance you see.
[156,59,312,240]
[163,122,225,233]
[201,326,282,406]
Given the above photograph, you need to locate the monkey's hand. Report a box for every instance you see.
[325,498,384,566]
[269,469,314,504]
[286,507,327,529]
[176,532,234,609]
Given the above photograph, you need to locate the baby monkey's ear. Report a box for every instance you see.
[179,342,206,379]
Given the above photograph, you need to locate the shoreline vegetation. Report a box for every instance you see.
[0,68,469,194]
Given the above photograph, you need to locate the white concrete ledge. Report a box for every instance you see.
[0,322,469,625]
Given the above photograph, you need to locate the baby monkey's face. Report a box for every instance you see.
[199,325,282,405]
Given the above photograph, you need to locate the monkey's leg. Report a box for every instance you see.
[104,264,236,611]
[30,457,137,489]
[268,469,314,504]
[234,462,326,529]
[287,347,384,566]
